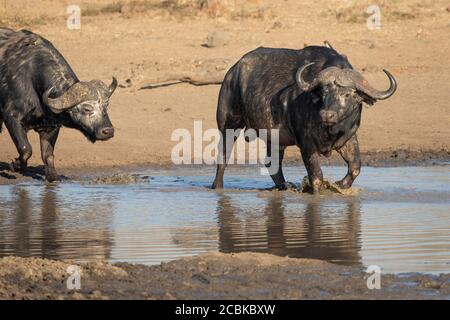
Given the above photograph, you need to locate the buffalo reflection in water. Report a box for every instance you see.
[0,186,113,261]
[216,194,362,266]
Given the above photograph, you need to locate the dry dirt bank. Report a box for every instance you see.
[1,252,449,299]
[0,0,449,171]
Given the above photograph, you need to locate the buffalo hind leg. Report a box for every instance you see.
[4,115,32,173]
[212,74,243,189]
[300,146,323,195]
[39,127,60,182]
[212,128,238,189]
[336,135,361,189]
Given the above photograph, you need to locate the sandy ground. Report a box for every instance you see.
[0,0,449,175]
[1,252,449,300]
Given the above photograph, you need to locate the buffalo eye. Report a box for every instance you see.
[321,87,332,99]
[311,92,320,104]
[81,104,94,115]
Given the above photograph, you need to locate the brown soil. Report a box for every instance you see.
[0,0,449,177]
[1,252,449,300]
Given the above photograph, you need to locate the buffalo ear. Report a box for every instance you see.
[358,91,376,107]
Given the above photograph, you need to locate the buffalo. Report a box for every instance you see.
[0,29,117,181]
[212,44,397,194]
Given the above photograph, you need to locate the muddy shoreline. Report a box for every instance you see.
[0,252,448,300]
[284,148,450,167]
[0,149,448,185]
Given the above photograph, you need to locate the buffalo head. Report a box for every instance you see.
[296,63,397,126]
[43,77,118,142]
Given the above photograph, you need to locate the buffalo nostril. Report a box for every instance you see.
[102,127,114,137]
[321,111,337,122]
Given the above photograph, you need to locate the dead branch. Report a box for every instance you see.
[135,71,226,90]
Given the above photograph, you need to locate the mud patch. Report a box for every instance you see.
[88,173,150,185]
[299,176,359,195]
[0,253,449,300]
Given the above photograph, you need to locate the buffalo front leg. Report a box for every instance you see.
[336,135,361,189]
[39,127,60,182]
[265,145,293,190]
[4,116,32,173]
[300,147,323,195]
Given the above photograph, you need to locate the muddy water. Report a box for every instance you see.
[0,165,449,274]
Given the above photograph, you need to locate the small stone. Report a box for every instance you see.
[271,21,282,29]
[204,31,232,48]
[120,4,131,14]
[416,28,423,38]
[191,273,210,285]
[422,281,441,290]
[70,292,85,300]
[163,292,176,299]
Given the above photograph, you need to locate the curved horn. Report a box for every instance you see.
[352,69,397,100]
[108,77,118,97]
[323,40,334,50]
[43,82,97,113]
[296,62,318,92]
[42,87,61,113]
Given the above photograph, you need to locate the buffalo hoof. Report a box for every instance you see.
[10,159,26,173]
[335,179,351,189]
[211,183,223,190]
[278,181,297,191]
[45,168,60,182]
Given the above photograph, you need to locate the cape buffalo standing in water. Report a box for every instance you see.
[0,29,118,181]
[212,45,397,194]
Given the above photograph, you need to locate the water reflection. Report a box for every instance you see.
[0,186,114,261]
[12,188,33,257]
[0,165,449,273]
[41,187,59,258]
[217,194,362,265]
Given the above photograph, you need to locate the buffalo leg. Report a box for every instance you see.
[4,115,32,172]
[300,147,323,194]
[212,129,235,189]
[336,135,361,189]
[211,81,243,189]
[39,127,60,182]
[266,145,293,190]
